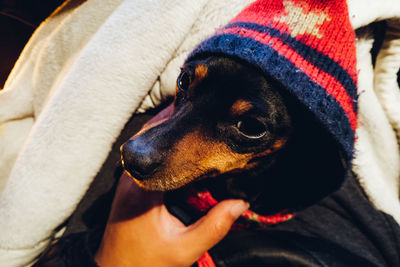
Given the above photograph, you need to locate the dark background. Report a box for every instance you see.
[0,0,65,88]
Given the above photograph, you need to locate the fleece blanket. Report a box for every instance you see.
[0,0,399,265]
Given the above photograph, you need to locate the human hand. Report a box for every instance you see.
[94,172,249,267]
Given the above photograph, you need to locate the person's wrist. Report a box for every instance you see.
[94,173,167,267]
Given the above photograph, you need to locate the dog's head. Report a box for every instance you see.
[122,57,346,214]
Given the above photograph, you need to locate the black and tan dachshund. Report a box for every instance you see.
[121,56,345,220]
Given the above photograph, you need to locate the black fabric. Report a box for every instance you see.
[35,112,400,266]
[33,231,101,267]
[271,175,400,266]
[209,175,400,266]
[0,0,66,87]
[209,231,376,267]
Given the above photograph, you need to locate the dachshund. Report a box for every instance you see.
[121,56,346,223]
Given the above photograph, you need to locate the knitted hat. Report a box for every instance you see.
[187,0,358,164]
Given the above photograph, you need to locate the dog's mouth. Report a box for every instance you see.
[122,154,230,192]
[123,169,217,192]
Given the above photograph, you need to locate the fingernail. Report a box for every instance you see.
[230,201,250,218]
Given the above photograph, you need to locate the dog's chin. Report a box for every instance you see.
[125,171,196,191]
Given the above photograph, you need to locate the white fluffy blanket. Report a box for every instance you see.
[0,0,399,265]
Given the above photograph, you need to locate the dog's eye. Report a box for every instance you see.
[236,118,267,139]
[177,71,191,92]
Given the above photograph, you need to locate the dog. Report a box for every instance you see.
[121,56,346,220]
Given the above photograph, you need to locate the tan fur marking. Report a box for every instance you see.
[254,139,287,158]
[187,64,208,95]
[271,139,286,150]
[124,171,148,189]
[133,131,288,191]
[230,100,253,116]
[193,64,208,86]
[175,64,208,95]
[144,130,254,190]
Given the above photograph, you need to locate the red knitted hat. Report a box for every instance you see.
[187,0,358,164]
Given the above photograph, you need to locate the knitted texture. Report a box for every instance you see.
[187,0,358,163]
[185,189,294,225]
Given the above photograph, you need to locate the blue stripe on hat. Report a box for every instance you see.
[188,33,355,160]
[224,22,358,112]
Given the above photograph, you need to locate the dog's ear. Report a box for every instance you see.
[253,89,347,214]
[280,97,347,209]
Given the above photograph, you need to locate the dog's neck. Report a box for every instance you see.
[184,186,295,228]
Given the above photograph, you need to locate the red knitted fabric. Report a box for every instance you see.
[187,0,358,165]
[186,189,294,226]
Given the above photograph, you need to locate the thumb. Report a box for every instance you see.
[180,199,249,259]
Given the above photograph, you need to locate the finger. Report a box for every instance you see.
[180,199,249,259]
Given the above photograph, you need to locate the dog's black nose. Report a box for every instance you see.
[121,139,162,180]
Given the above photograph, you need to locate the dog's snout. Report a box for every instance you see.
[121,139,162,180]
